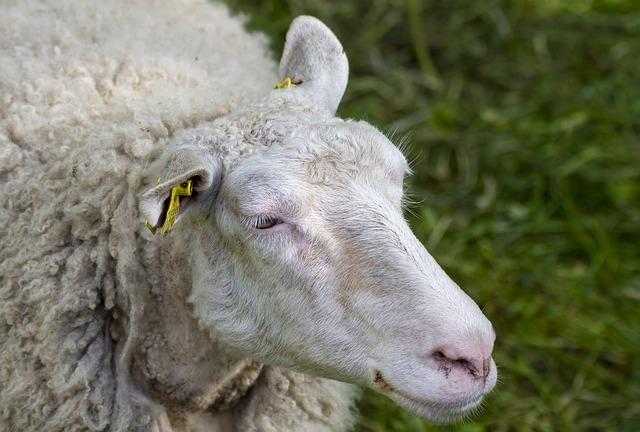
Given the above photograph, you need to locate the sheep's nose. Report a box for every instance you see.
[432,331,495,380]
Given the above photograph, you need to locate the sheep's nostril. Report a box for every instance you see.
[433,350,447,361]
[432,347,490,380]
[458,358,479,377]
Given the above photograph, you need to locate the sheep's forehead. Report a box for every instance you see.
[223,120,408,216]
[283,120,409,186]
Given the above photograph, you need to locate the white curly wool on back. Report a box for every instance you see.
[0,1,356,430]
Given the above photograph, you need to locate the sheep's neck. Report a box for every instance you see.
[128,231,262,419]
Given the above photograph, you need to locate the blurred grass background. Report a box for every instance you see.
[224,0,640,430]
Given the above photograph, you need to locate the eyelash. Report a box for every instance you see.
[247,214,281,230]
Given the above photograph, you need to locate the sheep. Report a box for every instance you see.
[0,0,498,431]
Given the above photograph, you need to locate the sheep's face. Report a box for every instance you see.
[189,118,497,424]
[141,16,497,424]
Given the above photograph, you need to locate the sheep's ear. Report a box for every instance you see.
[140,146,221,235]
[278,16,349,114]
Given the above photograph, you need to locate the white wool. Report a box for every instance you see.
[0,0,357,430]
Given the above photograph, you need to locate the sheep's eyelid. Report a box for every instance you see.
[241,214,286,230]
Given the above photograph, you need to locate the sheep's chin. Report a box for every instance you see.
[386,391,485,424]
[371,373,485,424]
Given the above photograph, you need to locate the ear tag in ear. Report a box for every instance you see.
[144,220,157,235]
[274,77,299,89]
[144,179,193,236]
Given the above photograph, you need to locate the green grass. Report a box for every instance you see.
[224,0,640,430]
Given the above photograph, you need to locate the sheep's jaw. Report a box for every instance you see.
[371,370,487,424]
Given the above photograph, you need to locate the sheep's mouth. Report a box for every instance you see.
[371,370,484,424]
[373,370,394,392]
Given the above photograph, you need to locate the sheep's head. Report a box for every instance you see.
[141,16,496,424]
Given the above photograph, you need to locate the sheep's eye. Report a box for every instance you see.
[255,215,279,229]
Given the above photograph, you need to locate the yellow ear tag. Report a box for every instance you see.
[144,220,157,235]
[274,77,297,89]
[145,179,193,236]
[160,180,193,235]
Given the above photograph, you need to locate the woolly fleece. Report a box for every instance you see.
[0,0,357,430]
